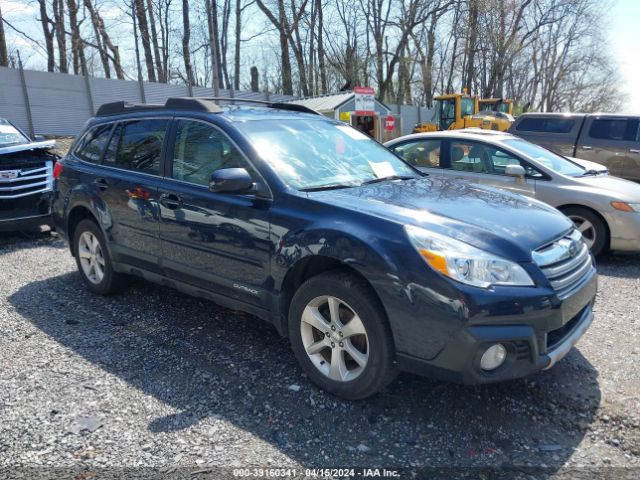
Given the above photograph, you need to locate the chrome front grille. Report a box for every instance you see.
[533,229,593,296]
[0,161,53,199]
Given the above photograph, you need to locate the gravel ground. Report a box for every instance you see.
[0,228,639,479]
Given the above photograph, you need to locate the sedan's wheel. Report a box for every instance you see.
[300,295,369,382]
[562,206,608,256]
[289,270,397,400]
[73,219,127,295]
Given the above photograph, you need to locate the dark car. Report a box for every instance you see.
[53,98,597,399]
[0,118,58,231]
[509,112,640,181]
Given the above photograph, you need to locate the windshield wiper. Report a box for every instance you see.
[300,183,358,192]
[360,175,417,186]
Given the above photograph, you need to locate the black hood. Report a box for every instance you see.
[310,177,573,261]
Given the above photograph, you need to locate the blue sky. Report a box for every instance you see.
[610,0,640,113]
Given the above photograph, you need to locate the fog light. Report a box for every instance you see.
[480,344,507,371]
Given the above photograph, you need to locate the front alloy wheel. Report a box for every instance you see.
[300,295,369,382]
[288,270,397,400]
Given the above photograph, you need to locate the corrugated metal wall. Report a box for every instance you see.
[0,67,295,137]
[0,66,433,138]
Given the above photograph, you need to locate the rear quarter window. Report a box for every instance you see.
[74,124,113,163]
[516,117,575,134]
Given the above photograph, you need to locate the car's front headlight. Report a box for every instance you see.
[405,225,534,288]
[611,201,640,213]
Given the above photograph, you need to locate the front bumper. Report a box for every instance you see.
[396,269,597,384]
[0,191,53,232]
[604,210,640,252]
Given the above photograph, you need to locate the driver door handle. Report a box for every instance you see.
[93,178,109,191]
[159,193,183,210]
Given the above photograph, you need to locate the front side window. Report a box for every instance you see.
[106,119,168,175]
[236,119,419,190]
[391,140,441,168]
[488,147,544,178]
[503,138,585,177]
[0,119,29,146]
[588,119,638,141]
[172,120,249,186]
[74,124,113,163]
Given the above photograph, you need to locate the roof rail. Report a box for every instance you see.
[202,97,320,115]
[96,97,224,117]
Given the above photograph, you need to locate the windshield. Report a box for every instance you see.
[503,138,585,176]
[236,119,419,190]
[0,119,29,146]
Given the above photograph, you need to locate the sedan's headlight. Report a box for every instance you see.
[611,201,640,213]
[405,225,534,288]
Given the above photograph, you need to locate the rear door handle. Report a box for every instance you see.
[93,178,109,191]
[581,146,593,150]
[159,193,182,210]
[630,149,640,154]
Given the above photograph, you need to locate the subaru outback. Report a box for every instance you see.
[52,98,597,399]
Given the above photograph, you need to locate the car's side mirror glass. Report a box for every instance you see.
[209,167,254,193]
[505,164,526,178]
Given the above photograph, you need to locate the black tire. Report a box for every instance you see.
[288,270,398,400]
[562,206,608,256]
[73,218,127,295]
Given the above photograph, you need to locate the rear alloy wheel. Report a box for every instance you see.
[73,219,127,295]
[563,206,607,256]
[289,271,397,399]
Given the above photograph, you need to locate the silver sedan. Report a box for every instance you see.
[385,129,640,255]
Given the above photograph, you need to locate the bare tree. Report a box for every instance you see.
[133,0,156,81]
[0,3,9,67]
[37,0,56,71]
[52,0,68,72]
[182,0,194,87]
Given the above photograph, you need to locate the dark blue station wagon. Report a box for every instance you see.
[53,98,597,399]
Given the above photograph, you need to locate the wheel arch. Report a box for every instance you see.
[66,205,100,255]
[557,203,610,249]
[277,255,389,339]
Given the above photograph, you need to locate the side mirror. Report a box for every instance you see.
[505,164,526,179]
[209,168,254,193]
[33,134,46,142]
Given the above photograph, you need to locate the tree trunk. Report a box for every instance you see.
[66,0,83,74]
[145,0,164,82]
[250,66,259,92]
[233,0,241,90]
[38,0,56,72]
[315,0,326,93]
[464,0,478,92]
[0,4,9,67]
[53,0,68,73]
[84,0,125,79]
[134,0,156,82]
[182,0,194,87]
[205,0,221,94]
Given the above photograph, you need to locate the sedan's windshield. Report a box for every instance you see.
[236,119,420,190]
[503,138,585,176]
[0,119,29,147]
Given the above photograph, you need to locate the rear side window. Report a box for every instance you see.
[588,119,638,141]
[391,140,441,168]
[104,119,168,175]
[516,117,575,134]
[74,124,113,163]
